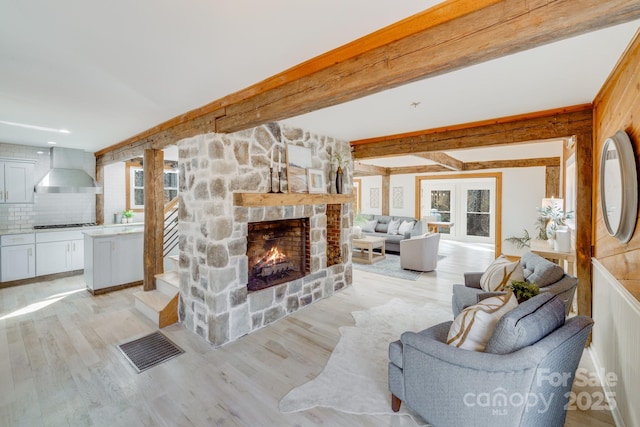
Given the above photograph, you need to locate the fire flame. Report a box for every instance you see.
[263,246,287,265]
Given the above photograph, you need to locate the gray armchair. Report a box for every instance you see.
[388,293,593,427]
[452,251,577,317]
[400,233,440,272]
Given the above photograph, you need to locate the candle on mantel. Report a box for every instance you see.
[278,151,281,171]
[270,150,273,168]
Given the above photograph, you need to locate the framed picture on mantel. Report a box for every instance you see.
[307,168,326,194]
[286,144,312,193]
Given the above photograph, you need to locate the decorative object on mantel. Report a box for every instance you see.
[306,168,326,194]
[331,149,351,194]
[268,150,275,193]
[286,144,312,193]
[600,129,638,243]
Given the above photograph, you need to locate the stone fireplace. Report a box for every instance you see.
[177,123,353,347]
[247,218,309,292]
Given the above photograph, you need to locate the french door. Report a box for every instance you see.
[420,178,496,243]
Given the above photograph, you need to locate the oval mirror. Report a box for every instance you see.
[600,130,638,243]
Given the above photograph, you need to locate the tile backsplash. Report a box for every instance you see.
[0,142,96,231]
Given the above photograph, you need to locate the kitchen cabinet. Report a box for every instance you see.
[35,230,84,276]
[0,161,35,204]
[84,227,143,293]
[1,233,36,282]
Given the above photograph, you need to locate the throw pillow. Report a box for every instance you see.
[361,219,377,233]
[447,291,518,352]
[485,293,565,354]
[479,255,524,292]
[397,220,415,235]
[387,219,402,235]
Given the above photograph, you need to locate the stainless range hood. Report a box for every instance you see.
[35,147,102,194]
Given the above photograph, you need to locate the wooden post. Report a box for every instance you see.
[144,149,165,291]
[575,133,592,318]
[545,166,560,198]
[382,174,390,215]
[95,164,104,225]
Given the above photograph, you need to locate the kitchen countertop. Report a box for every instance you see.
[0,222,145,236]
[83,226,144,237]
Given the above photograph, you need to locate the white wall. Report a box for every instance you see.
[500,167,546,255]
[389,174,416,217]
[359,167,546,253]
[103,162,126,224]
[359,175,383,215]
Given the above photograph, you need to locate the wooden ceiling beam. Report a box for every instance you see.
[353,162,388,176]
[352,105,593,159]
[415,152,464,170]
[215,0,639,133]
[96,0,640,162]
[463,157,560,171]
[387,165,452,175]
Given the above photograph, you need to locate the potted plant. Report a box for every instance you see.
[507,280,540,303]
[123,209,134,223]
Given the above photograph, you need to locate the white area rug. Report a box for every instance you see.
[279,299,452,425]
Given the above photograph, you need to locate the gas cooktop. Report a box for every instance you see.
[33,223,98,230]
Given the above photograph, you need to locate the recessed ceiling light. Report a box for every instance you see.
[47,141,57,145]
[36,151,44,154]
[0,120,71,134]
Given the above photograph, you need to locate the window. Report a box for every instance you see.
[466,189,491,237]
[126,161,178,211]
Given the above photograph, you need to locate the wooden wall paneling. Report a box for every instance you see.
[143,149,165,291]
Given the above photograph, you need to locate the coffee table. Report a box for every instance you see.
[352,236,386,264]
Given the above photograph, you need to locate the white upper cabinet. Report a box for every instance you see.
[0,161,35,203]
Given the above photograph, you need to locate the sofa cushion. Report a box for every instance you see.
[485,293,565,354]
[447,291,518,352]
[375,216,390,233]
[398,220,415,235]
[521,252,565,287]
[387,219,402,235]
[361,219,377,233]
[480,255,524,292]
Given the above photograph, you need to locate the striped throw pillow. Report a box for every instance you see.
[447,291,518,352]
[480,255,524,292]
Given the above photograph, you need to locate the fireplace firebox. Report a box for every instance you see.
[247,218,309,292]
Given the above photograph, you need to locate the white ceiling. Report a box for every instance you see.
[1,1,639,159]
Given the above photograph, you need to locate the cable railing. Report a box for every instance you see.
[163,198,179,258]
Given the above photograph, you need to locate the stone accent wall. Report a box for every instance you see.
[177,123,353,347]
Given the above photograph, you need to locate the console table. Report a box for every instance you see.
[530,240,576,275]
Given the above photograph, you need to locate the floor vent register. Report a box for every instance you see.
[118,331,184,373]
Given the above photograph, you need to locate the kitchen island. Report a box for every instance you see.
[83,226,144,295]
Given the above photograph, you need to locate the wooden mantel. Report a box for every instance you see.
[233,193,355,207]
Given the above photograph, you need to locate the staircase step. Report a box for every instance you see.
[134,290,179,328]
[167,255,179,270]
[155,270,179,297]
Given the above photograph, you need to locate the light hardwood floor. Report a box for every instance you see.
[0,241,614,426]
